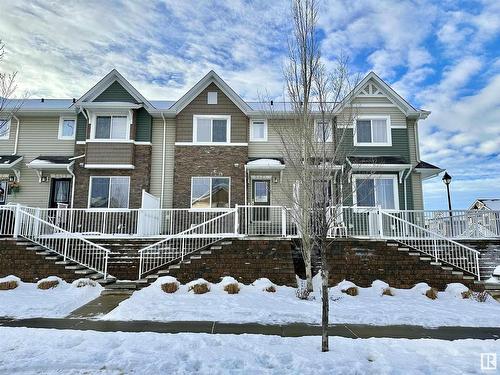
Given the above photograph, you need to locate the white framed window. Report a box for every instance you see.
[207,91,218,105]
[191,176,230,208]
[193,115,231,144]
[352,175,398,210]
[314,119,332,142]
[58,117,76,140]
[250,119,268,142]
[0,118,11,140]
[90,112,131,141]
[353,116,391,146]
[88,176,130,208]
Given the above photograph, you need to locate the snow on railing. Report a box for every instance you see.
[18,207,110,279]
[138,209,237,279]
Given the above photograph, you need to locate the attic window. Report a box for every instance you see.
[207,91,218,105]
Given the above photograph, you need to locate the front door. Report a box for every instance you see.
[49,178,71,208]
[252,179,270,221]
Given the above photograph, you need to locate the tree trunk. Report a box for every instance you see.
[320,238,329,352]
[305,256,313,291]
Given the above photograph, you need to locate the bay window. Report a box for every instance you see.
[191,177,230,208]
[353,175,398,209]
[354,116,391,146]
[193,115,231,143]
[89,176,130,208]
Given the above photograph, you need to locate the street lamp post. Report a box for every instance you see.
[442,172,453,237]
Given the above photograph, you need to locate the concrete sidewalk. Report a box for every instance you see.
[1,317,499,340]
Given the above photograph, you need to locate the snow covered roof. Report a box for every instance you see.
[246,158,285,171]
[27,156,73,169]
[470,198,500,211]
[0,155,23,168]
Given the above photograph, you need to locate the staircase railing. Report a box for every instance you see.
[138,209,237,279]
[380,209,481,279]
[17,207,110,278]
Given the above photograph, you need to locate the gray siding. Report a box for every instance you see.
[136,108,152,142]
[94,81,138,103]
[85,142,134,165]
[176,83,248,143]
[3,116,74,207]
[150,118,176,208]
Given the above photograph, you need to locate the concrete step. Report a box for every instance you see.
[220,241,232,246]
[45,255,62,261]
[36,250,53,256]
[441,266,453,271]
[408,252,420,256]
[55,260,73,265]
[452,271,464,276]
[200,250,212,255]
[26,246,43,251]
[101,289,134,296]
[157,270,170,275]
[105,282,137,290]
[74,269,95,275]
[210,246,222,250]
[65,264,85,270]
[462,275,475,280]
[146,274,159,281]
[97,278,117,286]
[430,261,442,266]
[169,264,181,269]
[190,255,202,260]
[397,247,409,252]
[386,242,398,247]
[419,256,432,261]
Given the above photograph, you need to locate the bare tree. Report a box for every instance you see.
[0,41,25,138]
[270,0,379,352]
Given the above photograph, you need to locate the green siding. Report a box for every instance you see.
[94,81,138,103]
[76,113,87,141]
[136,108,152,142]
[340,128,411,162]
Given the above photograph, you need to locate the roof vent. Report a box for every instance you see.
[72,98,76,103]
[270,100,274,106]
[41,98,44,103]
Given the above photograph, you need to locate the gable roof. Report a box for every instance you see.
[75,69,154,111]
[346,72,430,119]
[469,198,500,211]
[169,70,252,115]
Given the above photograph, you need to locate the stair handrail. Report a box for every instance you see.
[18,207,111,278]
[138,209,237,278]
[381,210,481,279]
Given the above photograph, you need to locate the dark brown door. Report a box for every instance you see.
[49,178,71,208]
[252,180,270,221]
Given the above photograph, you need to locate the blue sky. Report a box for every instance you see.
[0,0,499,210]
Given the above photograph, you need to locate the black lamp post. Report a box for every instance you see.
[442,172,453,236]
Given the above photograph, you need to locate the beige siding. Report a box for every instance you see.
[411,172,424,210]
[352,96,393,104]
[86,142,134,164]
[150,118,176,208]
[4,116,74,207]
[248,118,287,158]
[176,83,248,143]
[0,117,18,154]
[407,119,418,163]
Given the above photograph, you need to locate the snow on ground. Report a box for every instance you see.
[103,276,500,327]
[0,276,103,319]
[0,327,497,374]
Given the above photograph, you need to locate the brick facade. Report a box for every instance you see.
[72,144,152,209]
[173,146,247,208]
[0,239,79,282]
[326,240,482,291]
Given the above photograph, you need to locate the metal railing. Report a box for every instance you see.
[138,209,237,278]
[17,207,110,278]
[380,209,481,278]
[0,205,16,236]
[25,208,229,238]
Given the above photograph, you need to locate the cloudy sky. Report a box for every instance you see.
[0,0,499,210]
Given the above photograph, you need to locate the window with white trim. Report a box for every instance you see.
[314,120,332,142]
[58,117,76,140]
[353,175,398,209]
[354,117,391,146]
[89,176,130,208]
[0,118,11,140]
[250,119,267,141]
[94,115,129,140]
[191,177,230,208]
[207,91,218,105]
[193,115,231,143]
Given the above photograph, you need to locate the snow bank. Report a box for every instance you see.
[103,277,500,327]
[0,277,103,319]
[0,275,21,284]
[0,327,498,374]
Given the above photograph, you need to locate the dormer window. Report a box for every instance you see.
[193,115,231,144]
[207,91,218,105]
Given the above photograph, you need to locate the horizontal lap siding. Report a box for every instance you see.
[93,81,138,103]
[176,83,248,143]
[150,118,176,208]
[85,143,134,164]
[6,116,74,207]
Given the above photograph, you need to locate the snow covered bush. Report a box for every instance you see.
[37,276,61,290]
[462,290,489,302]
[72,279,97,288]
[0,275,19,290]
[342,287,358,296]
[265,286,276,293]
[187,279,210,294]
[251,278,276,293]
[382,287,394,296]
[224,283,240,294]
[425,288,438,300]
[296,287,312,300]
[161,282,179,294]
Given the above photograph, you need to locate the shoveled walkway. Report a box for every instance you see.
[0,317,499,340]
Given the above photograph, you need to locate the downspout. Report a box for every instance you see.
[160,112,166,208]
[244,165,248,205]
[66,161,76,208]
[12,115,20,155]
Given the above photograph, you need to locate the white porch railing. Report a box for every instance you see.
[0,205,16,236]
[17,207,110,278]
[25,208,229,238]
[379,209,480,278]
[138,209,237,278]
